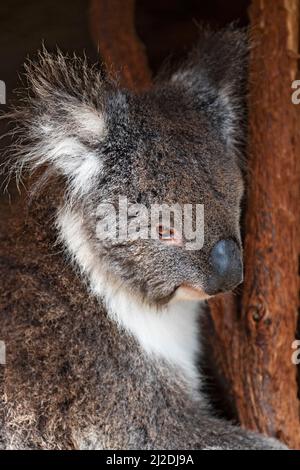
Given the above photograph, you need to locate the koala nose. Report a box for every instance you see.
[206,239,243,295]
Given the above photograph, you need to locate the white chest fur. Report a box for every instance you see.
[57,207,202,389]
[105,290,201,387]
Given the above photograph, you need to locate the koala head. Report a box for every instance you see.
[8,28,248,307]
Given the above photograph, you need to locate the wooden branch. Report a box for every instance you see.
[89,0,152,91]
[240,0,300,446]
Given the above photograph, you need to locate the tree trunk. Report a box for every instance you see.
[90,0,300,448]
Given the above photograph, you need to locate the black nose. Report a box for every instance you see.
[206,239,243,295]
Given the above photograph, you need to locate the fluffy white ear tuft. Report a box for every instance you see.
[35,105,107,196]
[6,50,110,197]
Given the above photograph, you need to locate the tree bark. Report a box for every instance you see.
[89,0,300,448]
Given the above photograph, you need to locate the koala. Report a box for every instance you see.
[0,28,287,449]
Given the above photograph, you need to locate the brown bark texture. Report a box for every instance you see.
[90,0,300,448]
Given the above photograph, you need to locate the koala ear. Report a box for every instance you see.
[171,27,249,151]
[8,50,113,198]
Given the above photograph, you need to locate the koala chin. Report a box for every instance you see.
[0,27,287,449]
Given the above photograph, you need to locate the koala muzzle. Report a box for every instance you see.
[206,239,243,295]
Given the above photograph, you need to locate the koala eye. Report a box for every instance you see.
[157,225,183,247]
[157,225,175,240]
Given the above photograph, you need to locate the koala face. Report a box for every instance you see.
[10,28,247,306]
[82,87,244,304]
